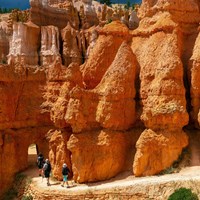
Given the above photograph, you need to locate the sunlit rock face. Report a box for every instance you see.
[189,32,200,128]
[8,22,40,66]
[4,0,200,197]
[67,129,141,183]
[81,21,131,89]
[133,129,188,176]
[0,64,52,197]
[131,0,196,176]
[138,0,200,24]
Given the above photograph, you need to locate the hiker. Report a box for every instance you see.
[61,163,70,188]
[37,153,44,176]
[43,159,51,186]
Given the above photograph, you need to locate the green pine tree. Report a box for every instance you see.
[100,0,112,6]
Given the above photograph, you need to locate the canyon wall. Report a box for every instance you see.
[0,64,52,196]
[2,0,200,197]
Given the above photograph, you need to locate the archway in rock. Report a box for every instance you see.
[28,144,38,167]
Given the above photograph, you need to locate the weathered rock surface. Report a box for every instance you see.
[61,24,82,67]
[30,0,80,29]
[133,129,188,176]
[189,32,200,128]
[65,41,137,132]
[0,64,52,196]
[0,65,50,129]
[0,22,9,63]
[8,22,40,66]
[74,0,99,29]
[138,0,200,24]
[4,0,200,198]
[134,30,188,130]
[40,25,61,66]
[67,129,140,183]
[48,129,72,180]
[81,21,131,89]
[43,59,84,128]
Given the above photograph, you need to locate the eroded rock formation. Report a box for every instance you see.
[0,26,9,63]
[61,23,82,67]
[0,65,52,196]
[8,22,40,66]
[189,32,200,128]
[30,0,80,29]
[40,25,60,66]
[48,129,72,180]
[67,129,140,183]
[131,0,197,176]
[3,0,200,198]
[81,21,131,89]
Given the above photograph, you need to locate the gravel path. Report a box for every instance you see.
[23,165,200,195]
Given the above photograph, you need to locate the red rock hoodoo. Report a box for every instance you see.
[2,0,200,197]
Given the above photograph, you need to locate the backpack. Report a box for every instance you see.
[44,163,51,173]
[37,156,44,167]
[62,167,70,175]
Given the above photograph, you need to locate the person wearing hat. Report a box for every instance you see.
[61,163,70,188]
[43,159,52,186]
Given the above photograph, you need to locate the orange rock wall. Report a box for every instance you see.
[3,0,200,197]
[189,32,200,128]
[0,65,52,196]
[67,129,140,183]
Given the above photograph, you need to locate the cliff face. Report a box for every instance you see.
[2,0,200,197]
[8,22,40,66]
[0,65,52,196]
